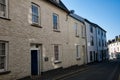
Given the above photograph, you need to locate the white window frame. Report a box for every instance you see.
[74,23,79,37]
[90,36,94,46]
[81,26,85,38]
[0,41,8,72]
[31,3,40,25]
[90,25,93,33]
[54,45,60,61]
[53,13,59,30]
[0,0,8,18]
[76,45,80,58]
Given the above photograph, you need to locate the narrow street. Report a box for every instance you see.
[58,59,120,80]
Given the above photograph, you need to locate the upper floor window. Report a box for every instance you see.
[81,26,85,38]
[104,33,106,37]
[98,29,100,35]
[99,39,101,47]
[90,36,94,46]
[0,0,8,18]
[90,25,93,33]
[0,41,8,72]
[31,3,40,25]
[53,13,59,30]
[101,31,103,36]
[74,23,79,37]
[76,45,80,58]
[102,40,104,47]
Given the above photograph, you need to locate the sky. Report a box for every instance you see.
[62,0,120,40]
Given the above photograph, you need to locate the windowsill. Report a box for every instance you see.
[76,58,81,60]
[0,71,11,75]
[31,23,42,28]
[54,61,62,64]
[53,29,61,32]
[0,17,11,21]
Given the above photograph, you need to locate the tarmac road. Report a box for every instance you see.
[58,59,120,80]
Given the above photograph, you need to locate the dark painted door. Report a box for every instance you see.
[31,50,38,75]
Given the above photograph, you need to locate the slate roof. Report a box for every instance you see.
[69,13,85,24]
[46,0,106,32]
[70,13,106,32]
[47,0,69,13]
[85,19,106,32]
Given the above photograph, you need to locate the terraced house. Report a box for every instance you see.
[84,19,108,63]
[0,0,86,79]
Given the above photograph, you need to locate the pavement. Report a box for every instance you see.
[18,60,115,80]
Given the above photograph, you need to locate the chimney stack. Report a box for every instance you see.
[115,36,118,41]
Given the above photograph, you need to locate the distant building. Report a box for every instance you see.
[84,19,108,63]
[95,24,108,61]
[108,35,120,59]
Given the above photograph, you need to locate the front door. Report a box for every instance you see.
[31,50,38,75]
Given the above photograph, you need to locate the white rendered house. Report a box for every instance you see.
[108,36,120,59]
[84,19,107,63]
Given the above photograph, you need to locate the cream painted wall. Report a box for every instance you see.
[0,0,86,79]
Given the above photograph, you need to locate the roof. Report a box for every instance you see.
[69,13,85,24]
[108,35,120,44]
[46,0,69,13]
[85,19,106,32]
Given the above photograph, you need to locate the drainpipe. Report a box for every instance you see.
[84,22,88,64]
[95,27,98,62]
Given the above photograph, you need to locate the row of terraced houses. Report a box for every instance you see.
[0,0,108,79]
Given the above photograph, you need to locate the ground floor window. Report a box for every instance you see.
[54,45,59,61]
[76,45,80,58]
[90,51,92,61]
[0,41,8,72]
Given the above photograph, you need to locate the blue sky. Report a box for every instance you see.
[62,0,120,40]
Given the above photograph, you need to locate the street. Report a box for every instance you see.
[58,59,120,80]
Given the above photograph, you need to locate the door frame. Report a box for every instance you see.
[30,44,42,75]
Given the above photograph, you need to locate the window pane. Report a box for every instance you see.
[0,50,5,55]
[90,51,92,61]
[0,56,5,69]
[76,45,80,58]
[0,0,6,17]
[76,46,79,57]
[32,5,38,16]
[32,4,39,24]
[54,45,59,60]
[0,43,5,49]
[53,14,58,29]
[90,26,93,33]
[0,4,5,11]
[0,43,5,55]
[32,15,38,23]
[74,23,79,36]
[82,26,85,37]
[0,0,5,4]
[0,41,7,70]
